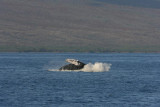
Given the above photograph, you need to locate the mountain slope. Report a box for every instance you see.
[0,0,160,52]
[95,0,160,9]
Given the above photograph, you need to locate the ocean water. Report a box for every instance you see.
[0,53,160,107]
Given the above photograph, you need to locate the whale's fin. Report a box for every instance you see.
[59,59,86,70]
[66,59,80,66]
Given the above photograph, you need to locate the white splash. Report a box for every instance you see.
[48,62,111,72]
[82,62,111,72]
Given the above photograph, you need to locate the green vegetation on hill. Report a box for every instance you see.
[0,0,160,52]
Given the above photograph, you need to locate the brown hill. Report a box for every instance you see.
[0,0,160,52]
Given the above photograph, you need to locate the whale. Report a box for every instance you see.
[59,59,86,71]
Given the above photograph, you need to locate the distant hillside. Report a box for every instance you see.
[0,0,160,52]
[95,0,160,9]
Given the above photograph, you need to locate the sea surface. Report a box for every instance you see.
[0,53,160,107]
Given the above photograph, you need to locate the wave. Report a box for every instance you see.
[48,62,111,72]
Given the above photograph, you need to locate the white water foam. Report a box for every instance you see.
[48,62,111,72]
[82,62,111,72]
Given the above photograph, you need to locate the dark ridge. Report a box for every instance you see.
[95,0,160,8]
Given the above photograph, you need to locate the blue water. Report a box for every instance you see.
[0,53,160,107]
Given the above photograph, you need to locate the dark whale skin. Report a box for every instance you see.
[59,61,85,70]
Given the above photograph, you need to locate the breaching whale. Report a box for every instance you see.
[59,59,86,71]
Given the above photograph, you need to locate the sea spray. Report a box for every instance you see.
[48,62,111,72]
[82,62,111,72]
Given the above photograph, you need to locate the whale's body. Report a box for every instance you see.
[59,59,86,70]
